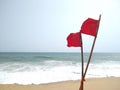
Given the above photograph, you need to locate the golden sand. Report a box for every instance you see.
[0,77,120,90]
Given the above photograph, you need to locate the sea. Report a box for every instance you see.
[0,52,120,85]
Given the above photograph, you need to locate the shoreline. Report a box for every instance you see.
[0,77,120,90]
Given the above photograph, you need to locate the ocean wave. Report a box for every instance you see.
[0,53,120,84]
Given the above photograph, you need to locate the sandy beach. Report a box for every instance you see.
[0,77,120,90]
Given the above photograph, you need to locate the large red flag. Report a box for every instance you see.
[80,18,99,36]
[67,32,81,47]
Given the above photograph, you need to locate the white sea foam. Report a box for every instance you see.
[0,53,120,85]
[0,62,120,85]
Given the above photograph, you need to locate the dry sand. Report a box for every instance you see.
[0,77,120,90]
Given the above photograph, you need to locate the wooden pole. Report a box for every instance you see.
[83,15,101,78]
[79,33,84,90]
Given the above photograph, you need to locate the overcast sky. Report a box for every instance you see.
[0,0,120,52]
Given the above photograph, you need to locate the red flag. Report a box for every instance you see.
[80,18,99,36]
[67,32,81,47]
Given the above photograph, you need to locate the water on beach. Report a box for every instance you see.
[0,52,120,84]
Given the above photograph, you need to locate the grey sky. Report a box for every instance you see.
[0,0,120,52]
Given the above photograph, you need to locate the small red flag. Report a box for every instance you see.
[80,18,99,36]
[67,32,81,47]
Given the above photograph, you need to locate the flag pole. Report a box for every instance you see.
[79,33,84,90]
[83,15,101,78]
